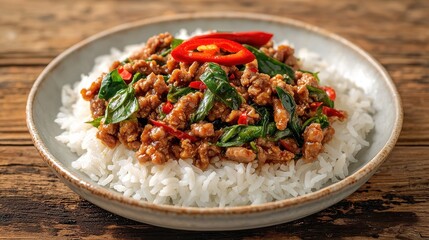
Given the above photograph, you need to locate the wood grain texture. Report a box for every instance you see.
[1,0,428,238]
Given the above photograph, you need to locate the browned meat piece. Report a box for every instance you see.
[279,138,300,154]
[165,92,203,129]
[256,138,294,162]
[89,96,106,118]
[118,120,141,150]
[208,101,232,122]
[270,74,294,96]
[241,61,272,105]
[273,98,289,130]
[180,139,197,159]
[136,94,162,118]
[259,41,275,57]
[302,123,324,162]
[274,45,299,70]
[191,123,215,138]
[129,33,173,60]
[109,60,121,72]
[134,73,168,96]
[96,122,119,148]
[196,142,221,170]
[168,62,200,86]
[80,74,103,101]
[297,72,319,88]
[129,59,165,76]
[136,124,174,165]
[225,147,256,163]
[322,125,335,144]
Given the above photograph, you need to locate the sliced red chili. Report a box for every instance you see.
[321,86,336,101]
[190,31,273,48]
[310,102,323,111]
[322,106,345,119]
[149,119,197,142]
[171,38,255,66]
[188,81,207,90]
[162,101,173,114]
[118,66,132,81]
[237,112,248,125]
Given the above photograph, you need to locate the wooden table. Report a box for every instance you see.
[1,0,428,238]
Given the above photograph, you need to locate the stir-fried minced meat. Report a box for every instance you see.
[90,96,106,118]
[118,120,141,150]
[225,147,256,163]
[97,122,118,148]
[165,92,203,129]
[302,123,324,162]
[81,32,347,169]
[273,98,289,130]
[191,123,215,138]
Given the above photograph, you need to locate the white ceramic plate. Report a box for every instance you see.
[26,12,402,230]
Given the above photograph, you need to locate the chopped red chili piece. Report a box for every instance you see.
[149,119,197,142]
[310,102,323,111]
[171,38,255,66]
[237,112,248,125]
[189,81,207,90]
[228,73,235,80]
[118,66,132,81]
[322,106,345,119]
[190,31,273,48]
[162,101,173,114]
[322,86,336,101]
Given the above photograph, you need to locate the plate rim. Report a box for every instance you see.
[26,12,403,215]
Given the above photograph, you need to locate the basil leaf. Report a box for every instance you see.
[190,89,215,123]
[276,87,303,145]
[244,44,295,83]
[306,85,334,108]
[130,72,143,85]
[98,69,127,100]
[104,86,139,124]
[272,128,292,141]
[252,105,271,137]
[217,123,276,147]
[200,63,242,110]
[85,116,103,128]
[167,86,195,103]
[302,114,329,130]
[171,38,184,49]
[160,38,184,57]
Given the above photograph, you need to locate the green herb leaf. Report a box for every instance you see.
[302,113,329,130]
[216,123,276,147]
[244,44,295,83]
[190,89,215,123]
[200,63,242,110]
[104,86,139,124]
[276,87,303,145]
[130,72,143,85]
[306,85,334,108]
[85,116,103,128]
[171,38,184,49]
[252,105,272,137]
[167,86,195,103]
[98,69,127,100]
[272,128,292,141]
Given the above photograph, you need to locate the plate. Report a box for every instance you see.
[26,12,402,230]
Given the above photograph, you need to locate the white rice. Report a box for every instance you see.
[55,30,375,207]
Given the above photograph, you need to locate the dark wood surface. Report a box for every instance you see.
[1,0,428,239]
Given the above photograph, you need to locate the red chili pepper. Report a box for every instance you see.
[322,106,345,119]
[188,81,207,90]
[118,66,132,81]
[279,139,297,154]
[310,102,323,111]
[162,101,173,114]
[149,119,197,142]
[321,86,336,101]
[237,112,248,125]
[190,31,273,48]
[171,38,255,66]
[229,73,235,80]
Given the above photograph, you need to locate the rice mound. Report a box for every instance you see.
[55,30,375,207]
